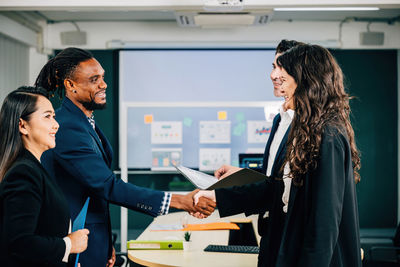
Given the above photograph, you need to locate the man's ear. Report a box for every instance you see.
[64,79,74,92]
[19,118,29,136]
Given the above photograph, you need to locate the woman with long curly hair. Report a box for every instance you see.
[194,44,361,266]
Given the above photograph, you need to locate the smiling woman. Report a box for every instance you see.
[194,44,362,267]
[0,86,90,267]
[18,94,59,161]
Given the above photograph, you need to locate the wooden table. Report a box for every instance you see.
[128,210,260,267]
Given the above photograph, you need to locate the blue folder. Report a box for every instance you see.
[72,197,90,267]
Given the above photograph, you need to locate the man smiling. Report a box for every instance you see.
[35,48,215,267]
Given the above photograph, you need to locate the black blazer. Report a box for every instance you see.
[0,149,71,267]
[216,124,361,267]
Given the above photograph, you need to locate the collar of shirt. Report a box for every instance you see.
[87,114,95,130]
[279,105,294,124]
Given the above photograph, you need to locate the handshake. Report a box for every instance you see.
[170,189,216,218]
[171,165,242,218]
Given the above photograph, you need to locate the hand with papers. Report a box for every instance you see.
[214,165,242,179]
[170,189,216,218]
[174,165,268,218]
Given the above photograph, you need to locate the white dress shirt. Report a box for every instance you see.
[62,220,72,262]
[266,106,294,213]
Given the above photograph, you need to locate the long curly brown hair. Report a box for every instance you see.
[276,44,361,185]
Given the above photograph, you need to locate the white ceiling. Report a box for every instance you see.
[0,1,399,26]
[31,9,400,23]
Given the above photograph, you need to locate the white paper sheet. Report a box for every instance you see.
[175,165,218,190]
[151,121,182,144]
[199,148,231,171]
[199,121,231,144]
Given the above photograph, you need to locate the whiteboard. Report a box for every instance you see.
[119,49,280,169]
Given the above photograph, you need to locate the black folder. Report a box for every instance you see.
[174,165,267,190]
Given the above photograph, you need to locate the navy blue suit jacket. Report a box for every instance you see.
[42,98,164,267]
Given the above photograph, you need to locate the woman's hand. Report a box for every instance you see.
[69,229,89,254]
[191,190,217,219]
[214,165,242,180]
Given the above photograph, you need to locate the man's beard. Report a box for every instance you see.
[80,96,106,111]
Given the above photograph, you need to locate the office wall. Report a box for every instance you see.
[43,20,400,50]
[3,17,398,231]
[0,33,29,104]
[28,47,48,85]
[85,48,397,230]
[331,49,398,228]
[398,49,400,223]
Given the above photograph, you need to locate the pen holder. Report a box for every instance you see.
[228,219,258,246]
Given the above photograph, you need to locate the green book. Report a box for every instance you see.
[127,240,184,250]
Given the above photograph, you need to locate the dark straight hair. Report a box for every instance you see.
[275,39,305,54]
[0,86,49,181]
[35,47,93,98]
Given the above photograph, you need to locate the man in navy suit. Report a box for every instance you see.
[35,48,215,267]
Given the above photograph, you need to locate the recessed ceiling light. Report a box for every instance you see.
[274,7,380,11]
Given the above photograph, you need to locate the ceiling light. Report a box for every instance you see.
[274,7,380,11]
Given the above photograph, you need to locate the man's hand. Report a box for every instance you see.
[191,190,217,219]
[170,190,216,217]
[106,247,116,267]
[214,165,242,180]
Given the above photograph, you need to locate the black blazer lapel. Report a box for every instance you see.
[270,125,291,176]
[262,114,281,174]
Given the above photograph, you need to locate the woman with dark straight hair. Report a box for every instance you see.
[0,86,89,267]
[195,44,362,266]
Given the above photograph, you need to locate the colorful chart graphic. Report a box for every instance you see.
[151,121,182,144]
[247,121,273,143]
[151,148,182,170]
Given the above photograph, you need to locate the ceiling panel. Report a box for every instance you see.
[35,9,400,22]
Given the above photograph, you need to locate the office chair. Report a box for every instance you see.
[362,221,400,267]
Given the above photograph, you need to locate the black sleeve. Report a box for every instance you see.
[215,178,274,217]
[297,133,347,266]
[2,166,66,265]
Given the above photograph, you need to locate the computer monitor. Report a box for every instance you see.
[239,153,264,173]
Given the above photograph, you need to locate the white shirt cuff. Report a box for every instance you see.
[62,236,72,263]
[159,192,172,215]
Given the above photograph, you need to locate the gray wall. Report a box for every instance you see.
[0,33,29,104]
